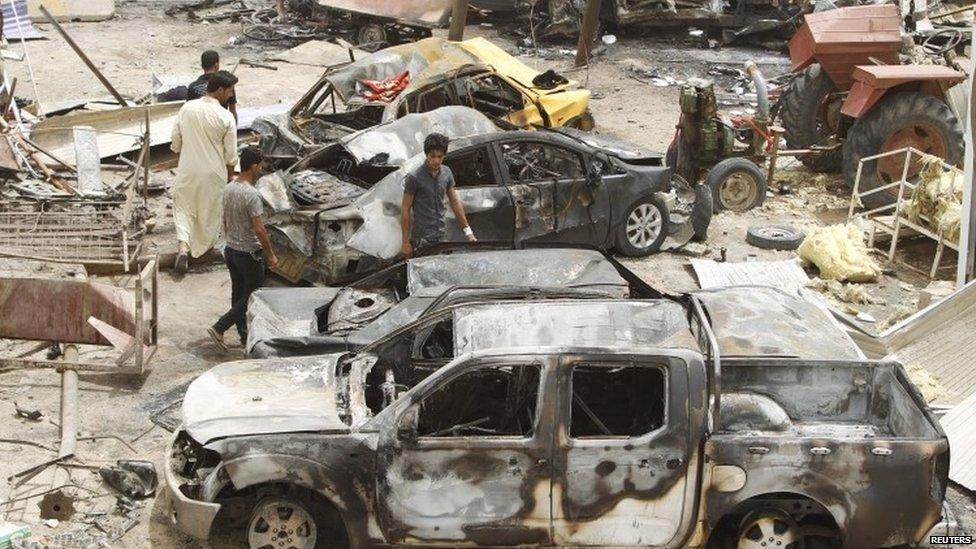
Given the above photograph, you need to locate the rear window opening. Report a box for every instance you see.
[570,364,666,438]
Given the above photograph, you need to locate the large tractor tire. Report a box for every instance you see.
[781,64,844,173]
[842,92,963,210]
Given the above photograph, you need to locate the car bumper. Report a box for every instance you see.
[163,435,221,540]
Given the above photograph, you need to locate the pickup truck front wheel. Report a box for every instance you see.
[247,495,347,549]
[735,508,803,549]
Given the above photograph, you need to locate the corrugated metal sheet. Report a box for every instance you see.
[940,390,976,490]
[2,0,44,40]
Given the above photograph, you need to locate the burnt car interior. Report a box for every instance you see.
[503,141,585,182]
[444,146,498,187]
[570,364,666,437]
[461,73,526,117]
[416,363,541,437]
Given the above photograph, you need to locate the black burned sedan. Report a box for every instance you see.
[260,109,711,285]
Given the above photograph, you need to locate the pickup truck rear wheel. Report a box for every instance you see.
[736,508,804,549]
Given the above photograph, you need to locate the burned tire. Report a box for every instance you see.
[692,183,713,242]
[746,224,804,250]
[782,64,843,173]
[842,92,964,210]
[706,158,766,213]
[616,195,668,257]
[247,494,348,549]
[355,23,388,51]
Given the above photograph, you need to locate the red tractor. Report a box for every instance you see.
[781,4,967,208]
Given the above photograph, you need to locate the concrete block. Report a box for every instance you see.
[27,0,115,22]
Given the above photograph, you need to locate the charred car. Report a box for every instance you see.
[246,246,657,358]
[165,286,952,547]
[253,37,593,168]
[259,106,711,285]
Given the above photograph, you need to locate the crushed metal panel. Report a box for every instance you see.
[940,390,976,490]
[29,102,181,164]
[246,287,341,353]
[694,286,864,359]
[455,300,696,355]
[182,354,353,444]
[405,248,628,296]
[0,277,136,345]
[341,106,498,166]
[315,0,452,27]
[72,126,102,195]
[691,258,810,295]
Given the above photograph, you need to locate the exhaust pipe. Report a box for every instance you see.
[744,61,769,119]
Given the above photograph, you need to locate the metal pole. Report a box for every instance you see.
[59,345,78,459]
[575,0,603,67]
[38,4,129,107]
[957,27,976,287]
[449,0,469,41]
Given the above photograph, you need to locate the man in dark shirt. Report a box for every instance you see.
[400,133,477,258]
[187,50,238,123]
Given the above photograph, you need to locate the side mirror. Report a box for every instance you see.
[396,405,419,445]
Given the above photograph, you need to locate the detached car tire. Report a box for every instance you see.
[842,92,963,210]
[616,195,669,257]
[692,183,713,242]
[746,224,804,250]
[706,158,767,213]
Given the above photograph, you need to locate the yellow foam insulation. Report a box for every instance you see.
[905,363,947,404]
[901,156,964,243]
[797,224,882,282]
[807,277,885,305]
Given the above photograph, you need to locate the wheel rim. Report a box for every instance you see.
[626,203,662,249]
[719,171,759,212]
[358,24,386,45]
[815,94,843,139]
[737,513,802,549]
[755,226,794,240]
[248,499,317,549]
[877,122,948,183]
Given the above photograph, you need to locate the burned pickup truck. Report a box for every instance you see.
[260,106,709,285]
[165,287,951,547]
[253,37,593,168]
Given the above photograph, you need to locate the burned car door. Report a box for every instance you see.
[376,356,556,545]
[552,356,695,546]
[442,145,515,243]
[499,139,606,245]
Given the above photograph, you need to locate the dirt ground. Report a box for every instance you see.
[0,2,973,547]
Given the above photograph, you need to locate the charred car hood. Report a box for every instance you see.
[553,127,662,161]
[182,355,349,444]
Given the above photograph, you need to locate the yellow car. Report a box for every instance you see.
[255,37,594,166]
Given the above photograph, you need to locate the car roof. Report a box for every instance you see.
[454,300,698,356]
[406,248,627,296]
[450,130,586,152]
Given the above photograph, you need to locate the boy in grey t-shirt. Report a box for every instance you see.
[208,146,278,352]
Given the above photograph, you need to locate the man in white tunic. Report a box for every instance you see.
[171,70,239,274]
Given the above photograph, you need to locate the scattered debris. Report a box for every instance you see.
[807,277,885,306]
[98,461,158,499]
[798,224,882,282]
[0,523,30,547]
[917,280,957,310]
[691,258,810,295]
[13,403,42,421]
[37,490,75,522]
